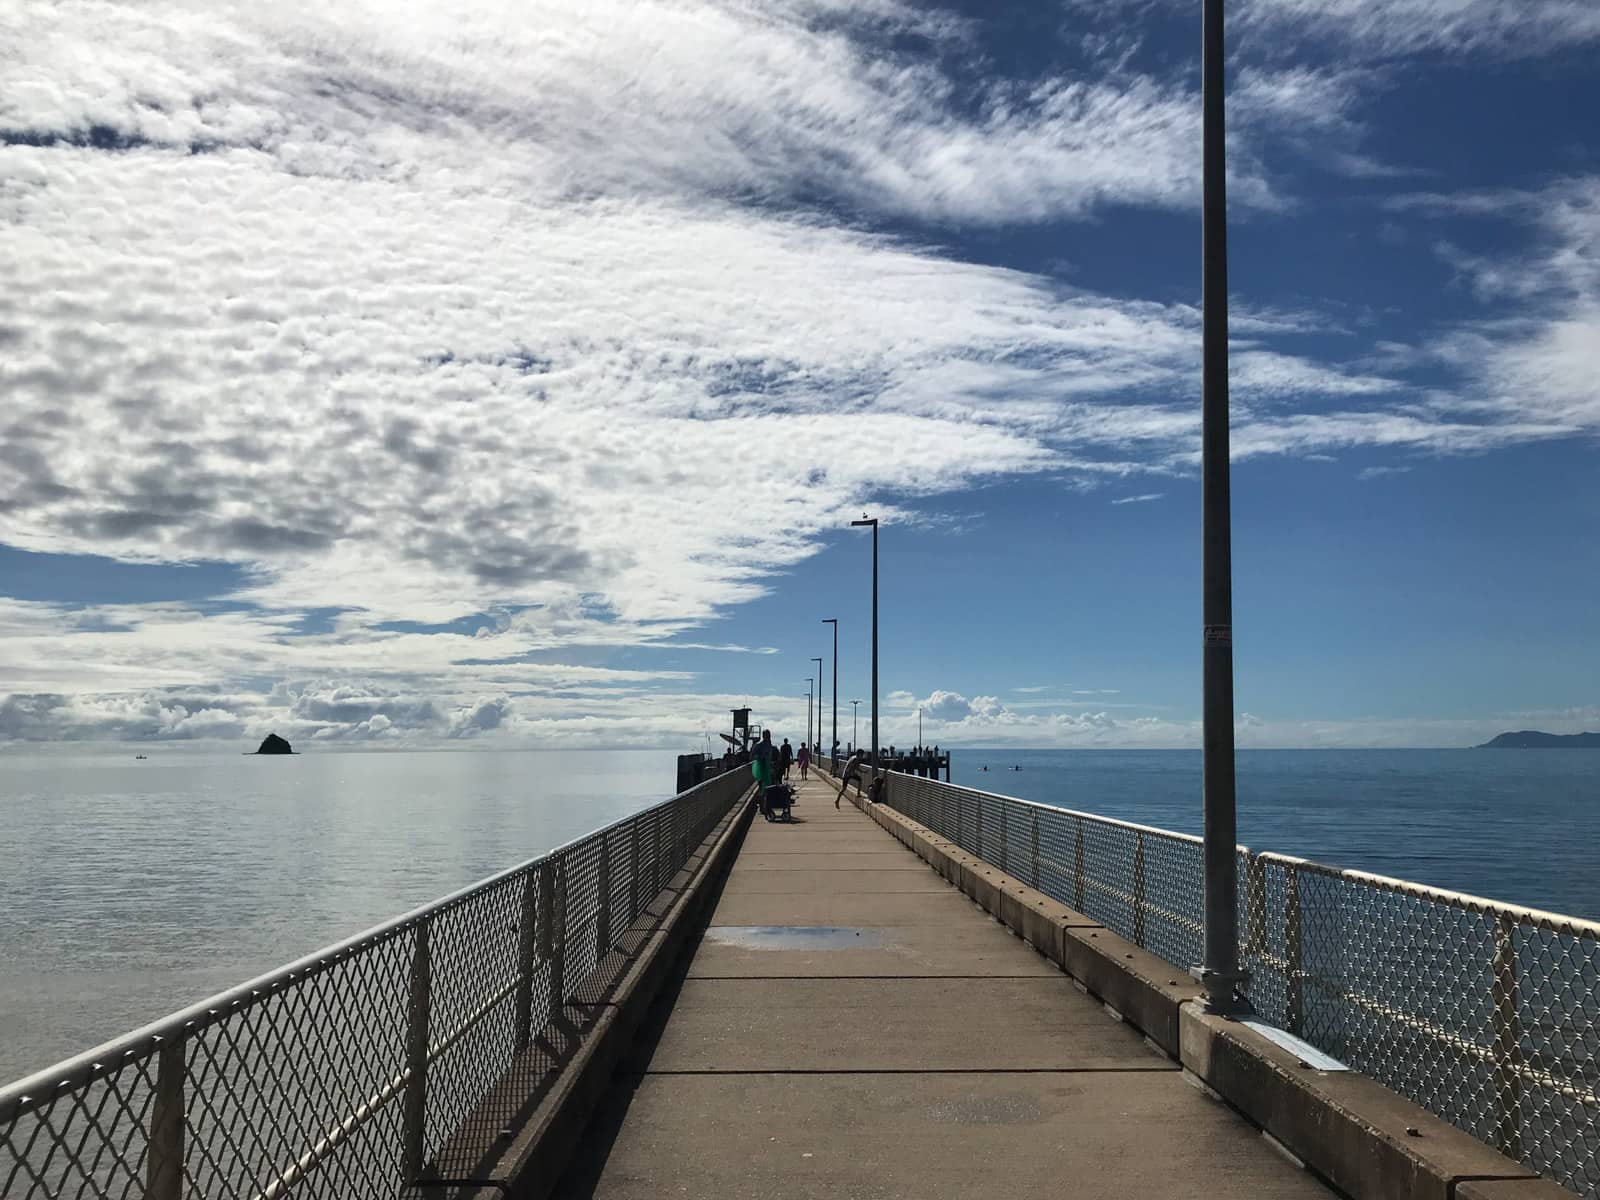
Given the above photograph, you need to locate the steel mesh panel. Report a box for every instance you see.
[877,771,1600,1196]
[605,825,634,934]
[182,927,415,1199]
[1,767,751,1200]
[423,871,526,1173]
[0,1052,157,1200]
[561,838,605,1006]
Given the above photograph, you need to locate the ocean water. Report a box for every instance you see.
[0,748,675,1083]
[2,745,1596,1084]
[955,748,1600,917]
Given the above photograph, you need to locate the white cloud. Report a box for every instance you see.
[1074,0,1600,58]
[0,2,1596,746]
[0,0,1281,224]
[1356,465,1412,480]
[866,694,1600,750]
[1111,493,1164,505]
[1397,179,1600,438]
[1239,0,1600,58]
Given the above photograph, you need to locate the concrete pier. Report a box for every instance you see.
[553,776,1333,1198]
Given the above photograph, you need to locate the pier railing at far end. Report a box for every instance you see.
[0,766,753,1200]
[876,770,1600,1198]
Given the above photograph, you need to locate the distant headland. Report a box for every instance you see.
[254,733,296,755]
[1476,731,1600,749]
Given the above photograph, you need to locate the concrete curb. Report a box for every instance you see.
[865,800,1567,1200]
[1180,1005,1559,1200]
[456,791,756,1200]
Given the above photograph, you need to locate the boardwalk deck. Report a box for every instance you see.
[554,776,1335,1198]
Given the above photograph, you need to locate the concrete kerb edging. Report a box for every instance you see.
[866,800,1567,1200]
[463,789,757,1200]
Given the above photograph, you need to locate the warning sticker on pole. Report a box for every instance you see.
[1203,624,1232,646]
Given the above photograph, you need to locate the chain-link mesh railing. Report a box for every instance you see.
[881,772,1600,1197]
[0,767,751,1200]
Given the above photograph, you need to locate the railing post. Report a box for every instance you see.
[596,835,613,955]
[547,858,568,1013]
[975,795,984,858]
[146,1034,185,1200]
[514,871,538,1050]
[1494,913,1525,1161]
[402,917,432,1181]
[1073,816,1086,913]
[1285,865,1304,1036]
[1133,832,1147,948]
[1030,809,1040,890]
[1000,803,1008,874]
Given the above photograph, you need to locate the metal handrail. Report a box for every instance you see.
[883,769,1210,847]
[877,770,1600,1196]
[0,787,680,1121]
[1256,850,1600,939]
[1,767,753,1199]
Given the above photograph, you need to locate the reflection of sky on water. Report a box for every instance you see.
[0,748,674,1081]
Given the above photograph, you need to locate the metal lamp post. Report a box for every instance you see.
[850,517,879,771]
[1192,0,1247,1016]
[805,678,814,750]
[850,700,860,753]
[822,618,838,758]
[811,656,823,755]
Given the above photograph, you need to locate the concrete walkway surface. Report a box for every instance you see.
[554,775,1336,1198]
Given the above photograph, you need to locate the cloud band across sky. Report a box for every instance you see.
[0,0,1595,747]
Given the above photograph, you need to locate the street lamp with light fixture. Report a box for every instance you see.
[849,516,878,771]
[822,618,838,758]
[811,656,823,755]
[805,678,813,750]
[850,699,861,753]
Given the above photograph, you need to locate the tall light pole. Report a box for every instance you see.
[1193,0,1246,1016]
[850,516,879,770]
[822,618,838,757]
[811,656,823,755]
[850,699,861,752]
[805,678,814,750]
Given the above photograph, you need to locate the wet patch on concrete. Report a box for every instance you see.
[703,926,891,950]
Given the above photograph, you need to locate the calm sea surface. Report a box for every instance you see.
[2,745,1596,1083]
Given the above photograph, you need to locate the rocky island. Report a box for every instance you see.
[255,733,295,755]
[1476,730,1600,749]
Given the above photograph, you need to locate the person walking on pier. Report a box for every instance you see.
[835,750,871,809]
[796,741,810,781]
[779,737,794,781]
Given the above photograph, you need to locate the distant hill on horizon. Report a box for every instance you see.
[1476,730,1600,749]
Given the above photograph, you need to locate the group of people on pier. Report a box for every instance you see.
[746,729,809,820]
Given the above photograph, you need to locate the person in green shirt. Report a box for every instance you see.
[751,729,776,786]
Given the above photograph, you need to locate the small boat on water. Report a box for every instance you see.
[134,754,147,760]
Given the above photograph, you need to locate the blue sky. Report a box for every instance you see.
[0,0,1595,748]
